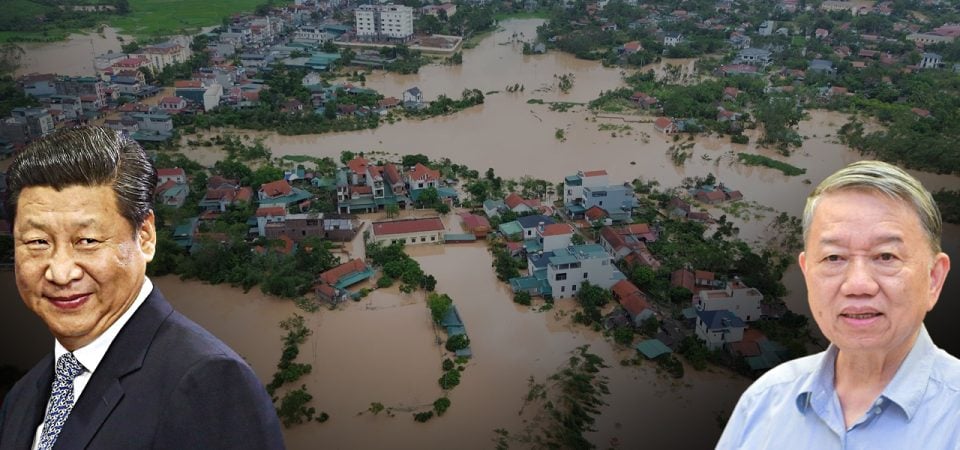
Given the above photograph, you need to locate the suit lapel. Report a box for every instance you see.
[6,355,54,449]
[54,288,174,449]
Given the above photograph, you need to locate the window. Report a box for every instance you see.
[421,236,426,242]
[561,286,565,292]
[430,236,436,241]
[583,272,588,279]
[572,284,577,291]
[555,273,567,281]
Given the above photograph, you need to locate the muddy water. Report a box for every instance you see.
[271,243,750,449]
[15,27,128,77]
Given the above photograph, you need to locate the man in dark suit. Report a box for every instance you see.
[0,126,285,449]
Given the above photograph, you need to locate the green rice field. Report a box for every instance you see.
[2,0,263,42]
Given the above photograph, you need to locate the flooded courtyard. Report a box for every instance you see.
[3,16,959,450]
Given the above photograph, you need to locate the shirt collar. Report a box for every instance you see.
[796,343,839,413]
[794,325,936,421]
[54,277,154,374]
[878,325,937,421]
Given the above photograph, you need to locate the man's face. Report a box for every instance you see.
[13,184,156,351]
[799,189,950,358]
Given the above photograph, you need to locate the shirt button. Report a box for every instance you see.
[872,407,882,415]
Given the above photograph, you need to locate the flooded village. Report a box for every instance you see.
[2,1,960,449]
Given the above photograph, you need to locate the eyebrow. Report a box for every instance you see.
[818,235,905,247]
[22,217,98,231]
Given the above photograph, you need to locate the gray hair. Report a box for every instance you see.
[802,160,942,253]
[5,126,156,233]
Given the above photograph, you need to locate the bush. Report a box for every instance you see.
[439,370,461,389]
[376,276,394,288]
[656,354,684,379]
[612,326,634,346]
[413,411,434,422]
[445,334,470,352]
[442,358,455,371]
[433,397,451,416]
[731,134,749,144]
[513,291,532,306]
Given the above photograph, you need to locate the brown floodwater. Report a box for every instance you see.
[15,27,128,77]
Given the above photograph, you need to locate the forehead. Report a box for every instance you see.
[15,184,123,228]
[810,189,924,239]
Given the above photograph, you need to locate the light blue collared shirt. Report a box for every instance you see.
[717,326,960,449]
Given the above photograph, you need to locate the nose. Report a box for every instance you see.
[840,256,879,297]
[45,246,83,285]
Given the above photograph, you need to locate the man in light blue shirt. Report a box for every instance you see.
[718,161,957,449]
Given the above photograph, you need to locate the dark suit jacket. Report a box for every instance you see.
[0,288,285,449]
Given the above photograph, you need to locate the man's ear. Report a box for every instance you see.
[139,210,157,263]
[926,252,950,312]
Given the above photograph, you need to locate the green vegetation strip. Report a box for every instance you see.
[737,153,806,176]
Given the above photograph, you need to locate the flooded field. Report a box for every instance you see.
[151,243,751,449]
[15,27,128,77]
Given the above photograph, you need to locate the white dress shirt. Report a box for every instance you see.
[32,277,153,450]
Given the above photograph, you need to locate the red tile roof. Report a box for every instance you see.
[174,80,202,88]
[383,163,403,185]
[695,270,715,282]
[260,179,292,198]
[585,206,607,220]
[671,269,695,292]
[160,96,183,105]
[157,167,185,178]
[612,279,640,300]
[621,292,651,318]
[623,223,650,235]
[409,163,440,182]
[256,206,286,217]
[504,192,526,210]
[347,156,369,176]
[654,117,674,130]
[582,169,607,177]
[319,258,368,285]
[372,217,444,236]
[540,223,573,236]
[461,213,490,230]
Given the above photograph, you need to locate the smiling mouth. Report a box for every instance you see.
[841,313,882,319]
[46,294,91,309]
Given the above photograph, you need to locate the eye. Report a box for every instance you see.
[878,253,896,262]
[27,239,49,247]
[77,238,101,247]
[824,254,841,262]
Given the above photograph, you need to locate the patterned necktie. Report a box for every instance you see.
[37,352,85,450]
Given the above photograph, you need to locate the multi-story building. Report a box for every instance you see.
[695,279,763,322]
[264,212,324,242]
[18,73,57,98]
[8,107,54,139]
[513,244,625,299]
[564,169,636,221]
[55,76,107,110]
[355,4,414,41]
[695,309,745,350]
[130,41,191,73]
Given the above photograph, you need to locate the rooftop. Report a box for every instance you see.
[372,217,444,236]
